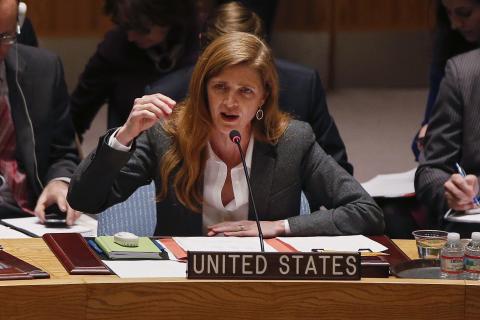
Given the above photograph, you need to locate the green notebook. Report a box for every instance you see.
[95,236,167,260]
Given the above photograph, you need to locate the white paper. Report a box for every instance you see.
[361,168,416,198]
[173,236,277,253]
[0,224,31,238]
[103,260,187,278]
[446,209,480,224]
[1,214,97,237]
[277,235,388,252]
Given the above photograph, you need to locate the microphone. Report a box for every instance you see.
[229,130,265,252]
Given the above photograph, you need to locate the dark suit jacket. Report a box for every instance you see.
[70,28,198,138]
[145,59,353,174]
[68,120,383,236]
[4,44,79,207]
[415,49,480,229]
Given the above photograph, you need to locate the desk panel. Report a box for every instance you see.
[0,238,471,320]
[82,279,465,320]
[0,282,86,320]
[466,281,480,320]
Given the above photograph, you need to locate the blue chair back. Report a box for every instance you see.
[97,182,157,236]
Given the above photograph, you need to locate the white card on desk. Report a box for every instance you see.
[103,260,187,278]
[173,236,276,253]
[277,235,388,252]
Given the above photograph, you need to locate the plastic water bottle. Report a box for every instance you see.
[464,232,480,280]
[440,232,464,279]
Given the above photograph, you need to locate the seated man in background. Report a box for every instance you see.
[70,0,199,140]
[415,48,480,237]
[146,1,353,175]
[0,0,80,224]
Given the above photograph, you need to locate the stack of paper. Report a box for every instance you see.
[95,236,167,260]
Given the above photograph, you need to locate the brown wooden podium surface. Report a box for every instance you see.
[0,238,475,320]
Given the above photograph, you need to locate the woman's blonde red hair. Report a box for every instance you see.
[158,32,290,211]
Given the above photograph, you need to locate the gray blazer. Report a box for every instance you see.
[68,120,383,236]
[415,49,480,225]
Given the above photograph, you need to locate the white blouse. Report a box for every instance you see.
[202,135,254,235]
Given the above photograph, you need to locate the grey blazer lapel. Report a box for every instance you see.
[248,140,276,221]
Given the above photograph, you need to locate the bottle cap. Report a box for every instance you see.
[114,232,139,247]
[472,232,480,241]
[447,232,460,241]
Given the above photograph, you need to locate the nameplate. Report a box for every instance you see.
[187,251,361,280]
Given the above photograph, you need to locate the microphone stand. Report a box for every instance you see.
[231,132,265,252]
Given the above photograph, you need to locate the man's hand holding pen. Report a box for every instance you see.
[444,163,480,212]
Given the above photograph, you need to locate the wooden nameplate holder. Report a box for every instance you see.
[43,233,112,275]
[0,250,49,280]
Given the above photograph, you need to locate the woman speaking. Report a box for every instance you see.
[68,32,384,237]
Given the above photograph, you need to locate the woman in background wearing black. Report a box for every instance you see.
[70,0,199,140]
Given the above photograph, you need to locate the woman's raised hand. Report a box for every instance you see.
[116,94,176,145]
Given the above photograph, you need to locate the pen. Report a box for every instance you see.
[152,239,166,252]
[455,162,480,206]
[88,239,104,255]
[444,208,453,220]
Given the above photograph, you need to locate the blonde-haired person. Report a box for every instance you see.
[68,32,383,237]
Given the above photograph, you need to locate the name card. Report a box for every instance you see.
[187,251,361,280]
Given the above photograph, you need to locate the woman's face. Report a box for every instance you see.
[443,0,480,43]
[207,64,267,137]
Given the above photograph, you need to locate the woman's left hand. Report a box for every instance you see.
[207,220,286,238]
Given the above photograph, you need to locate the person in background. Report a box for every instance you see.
[146,1,353,174]
[219,0,278,42]
[413,0,480,160]
[17,17,38,47]
[0,0,80,224]
[70,0,199,140]
[68,32,383,237]
[415,48,480,237]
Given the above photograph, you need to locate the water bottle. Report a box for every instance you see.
[440,232,464,279]
[464,232,480,280]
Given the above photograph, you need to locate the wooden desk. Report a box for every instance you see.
[0,239,470,320]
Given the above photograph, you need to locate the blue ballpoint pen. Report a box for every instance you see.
[88,239,104,255]
[152,239,166,252]
[455,162,480,206]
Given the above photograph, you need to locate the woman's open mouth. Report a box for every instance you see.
[221,112,239,122]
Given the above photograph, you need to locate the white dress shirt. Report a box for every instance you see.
[201,136,254,234]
